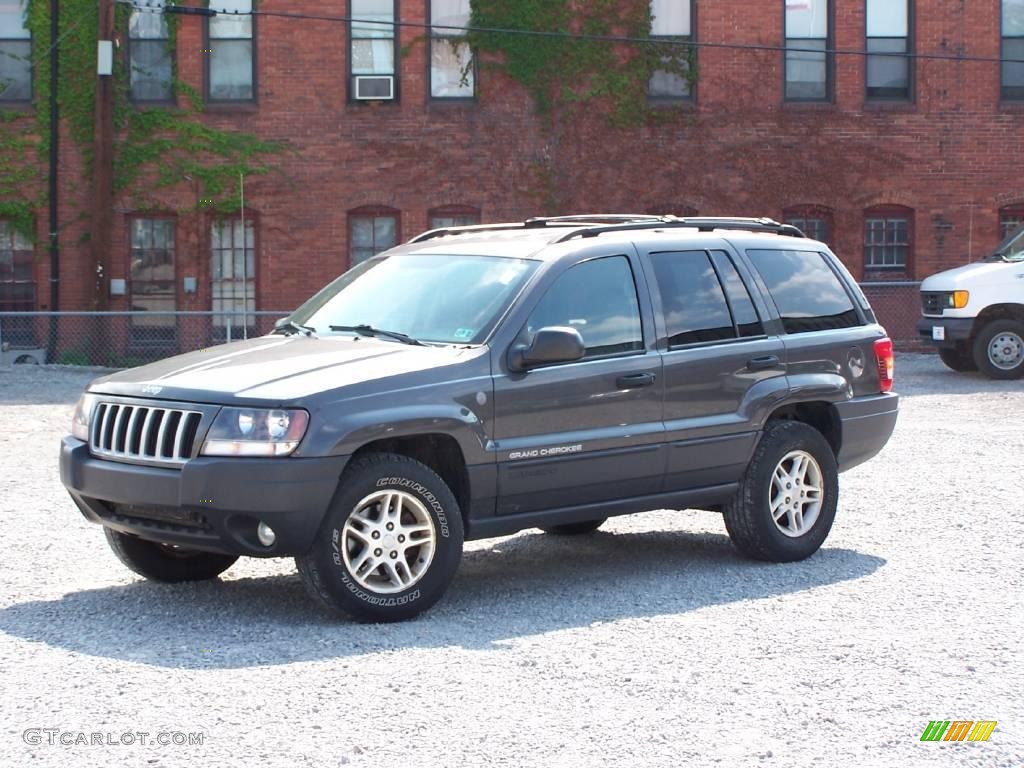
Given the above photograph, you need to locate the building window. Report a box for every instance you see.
[129,0,173,102]
[350,207,399,265]
[211,218,256,338]
[428,205,480,229]
[1000,204,1024,239]
[864,206,913,271]
[783,206,833,245]
[350,0,397,101]
[129,218,176,348]
[1004,0,1024,100]
[0,0,31,102]
[785,0,831,101]
[648,0,693,100]
[0,220,34,344]
[430,0,473,98]
[206,0,254,102]
[866,0,912,100]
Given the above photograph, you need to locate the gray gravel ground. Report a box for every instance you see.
[0,354,1021,768]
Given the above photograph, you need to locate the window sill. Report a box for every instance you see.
[781,100,837,111]
[863,100,916,112]
[647,97,697,110]
[862,269,913,282]
[0,101,34,114]
[203,102,259,114]
[997,99,1024,111]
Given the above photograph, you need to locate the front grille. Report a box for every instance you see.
[90,402,202,465]
[921,292,945,315]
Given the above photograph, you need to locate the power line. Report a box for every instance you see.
[118,2,1024,66]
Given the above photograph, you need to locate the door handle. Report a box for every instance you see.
[746,355,781,372]
[616,372,657,389]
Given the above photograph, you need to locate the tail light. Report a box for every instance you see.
[874,337,895,393]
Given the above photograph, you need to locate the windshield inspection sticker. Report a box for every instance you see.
[453,328,475,340]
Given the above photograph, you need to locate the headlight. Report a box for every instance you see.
[71,393,98,441]
[201,407,309,457]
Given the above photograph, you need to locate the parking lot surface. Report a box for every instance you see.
[0,355,1021,767]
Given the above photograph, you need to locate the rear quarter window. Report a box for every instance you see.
[745,249,861,334]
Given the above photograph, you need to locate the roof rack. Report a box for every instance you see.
[408,214,661,243]
[553,217,807,243]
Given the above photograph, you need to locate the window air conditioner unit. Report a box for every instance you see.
[354,75,395,101]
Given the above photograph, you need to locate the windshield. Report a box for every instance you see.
[992,224,1024,262]
[288,254,539,344]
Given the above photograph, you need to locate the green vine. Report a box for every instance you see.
[0,0,287,244]
[466,0,697,126]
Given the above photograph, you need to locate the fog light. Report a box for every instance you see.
[256,522,276,547]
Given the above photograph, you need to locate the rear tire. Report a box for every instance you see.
[104,528,238,582]
[972,319,1024,379]
[296,453,464,622]
[938,346,977,373]
[540,518,607,535]
[723,421,839,563]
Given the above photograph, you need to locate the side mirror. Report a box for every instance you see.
[509,326,586,371]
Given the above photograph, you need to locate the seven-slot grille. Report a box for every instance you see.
[90,402,202,465]
[921,292,945,315]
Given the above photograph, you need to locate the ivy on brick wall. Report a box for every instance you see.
[0,0,285,241]
[466,0,696,126]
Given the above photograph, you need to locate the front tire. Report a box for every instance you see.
[540,518,607,535]
[938,345,977,373]
[104,528,238,582]
[972,319,1024,379]
[296,453,464,622]
[723,421,839,563]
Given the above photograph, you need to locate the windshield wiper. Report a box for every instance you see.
[272,319,316,337]
[329,324,425,346]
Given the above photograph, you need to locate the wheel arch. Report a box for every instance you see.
[973,303,1024,334]
[764,401,842,457]
[347,433,471,525]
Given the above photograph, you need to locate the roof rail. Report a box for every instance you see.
[553,217,807,243]
[408,214,661,243]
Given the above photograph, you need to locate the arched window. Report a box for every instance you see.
[864,205,914,271]
[783,205,834,245]
[999,204,1024,240]
[428,205,480,230]
[349,206,400,265]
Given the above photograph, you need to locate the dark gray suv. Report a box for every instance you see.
[60,216,899,622]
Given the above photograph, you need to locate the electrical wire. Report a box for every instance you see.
[117,1,1024,65]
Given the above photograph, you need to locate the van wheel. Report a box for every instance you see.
[540,518,607,535]
[723,421,839,563]
[104,528,238,582]
[296,453,464,622]
[938,346,977,373]
[973,319,1024,379]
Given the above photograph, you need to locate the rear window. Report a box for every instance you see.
[746,249,861,334]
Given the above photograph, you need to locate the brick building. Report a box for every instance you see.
[1,0,1024,356]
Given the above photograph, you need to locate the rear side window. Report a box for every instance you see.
[525,255,643,358]
[650,250,764,348]
[746,249,861,334]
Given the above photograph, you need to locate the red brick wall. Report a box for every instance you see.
[5,0,1024,318]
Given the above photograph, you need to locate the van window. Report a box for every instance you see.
[746,249,861,333]
[650,250,736,347]
[524,256,643,358]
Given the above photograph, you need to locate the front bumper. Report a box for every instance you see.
[833,392,899,473]
[917,317,974,349]
[60,437,348,557]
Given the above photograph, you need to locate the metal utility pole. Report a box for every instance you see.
[46,0,59,360]
[90,0,114,312]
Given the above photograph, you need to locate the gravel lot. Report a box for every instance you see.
[0,354,1021,768]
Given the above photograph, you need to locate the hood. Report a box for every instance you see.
[88,335,485,404]
[920,259,1024,290]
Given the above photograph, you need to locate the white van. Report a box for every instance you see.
[918,225,1024,379]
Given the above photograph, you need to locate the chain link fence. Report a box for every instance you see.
[0,311,291,367]
[0,282,927,368]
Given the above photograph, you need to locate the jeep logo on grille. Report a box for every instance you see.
[141,385,163,395]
